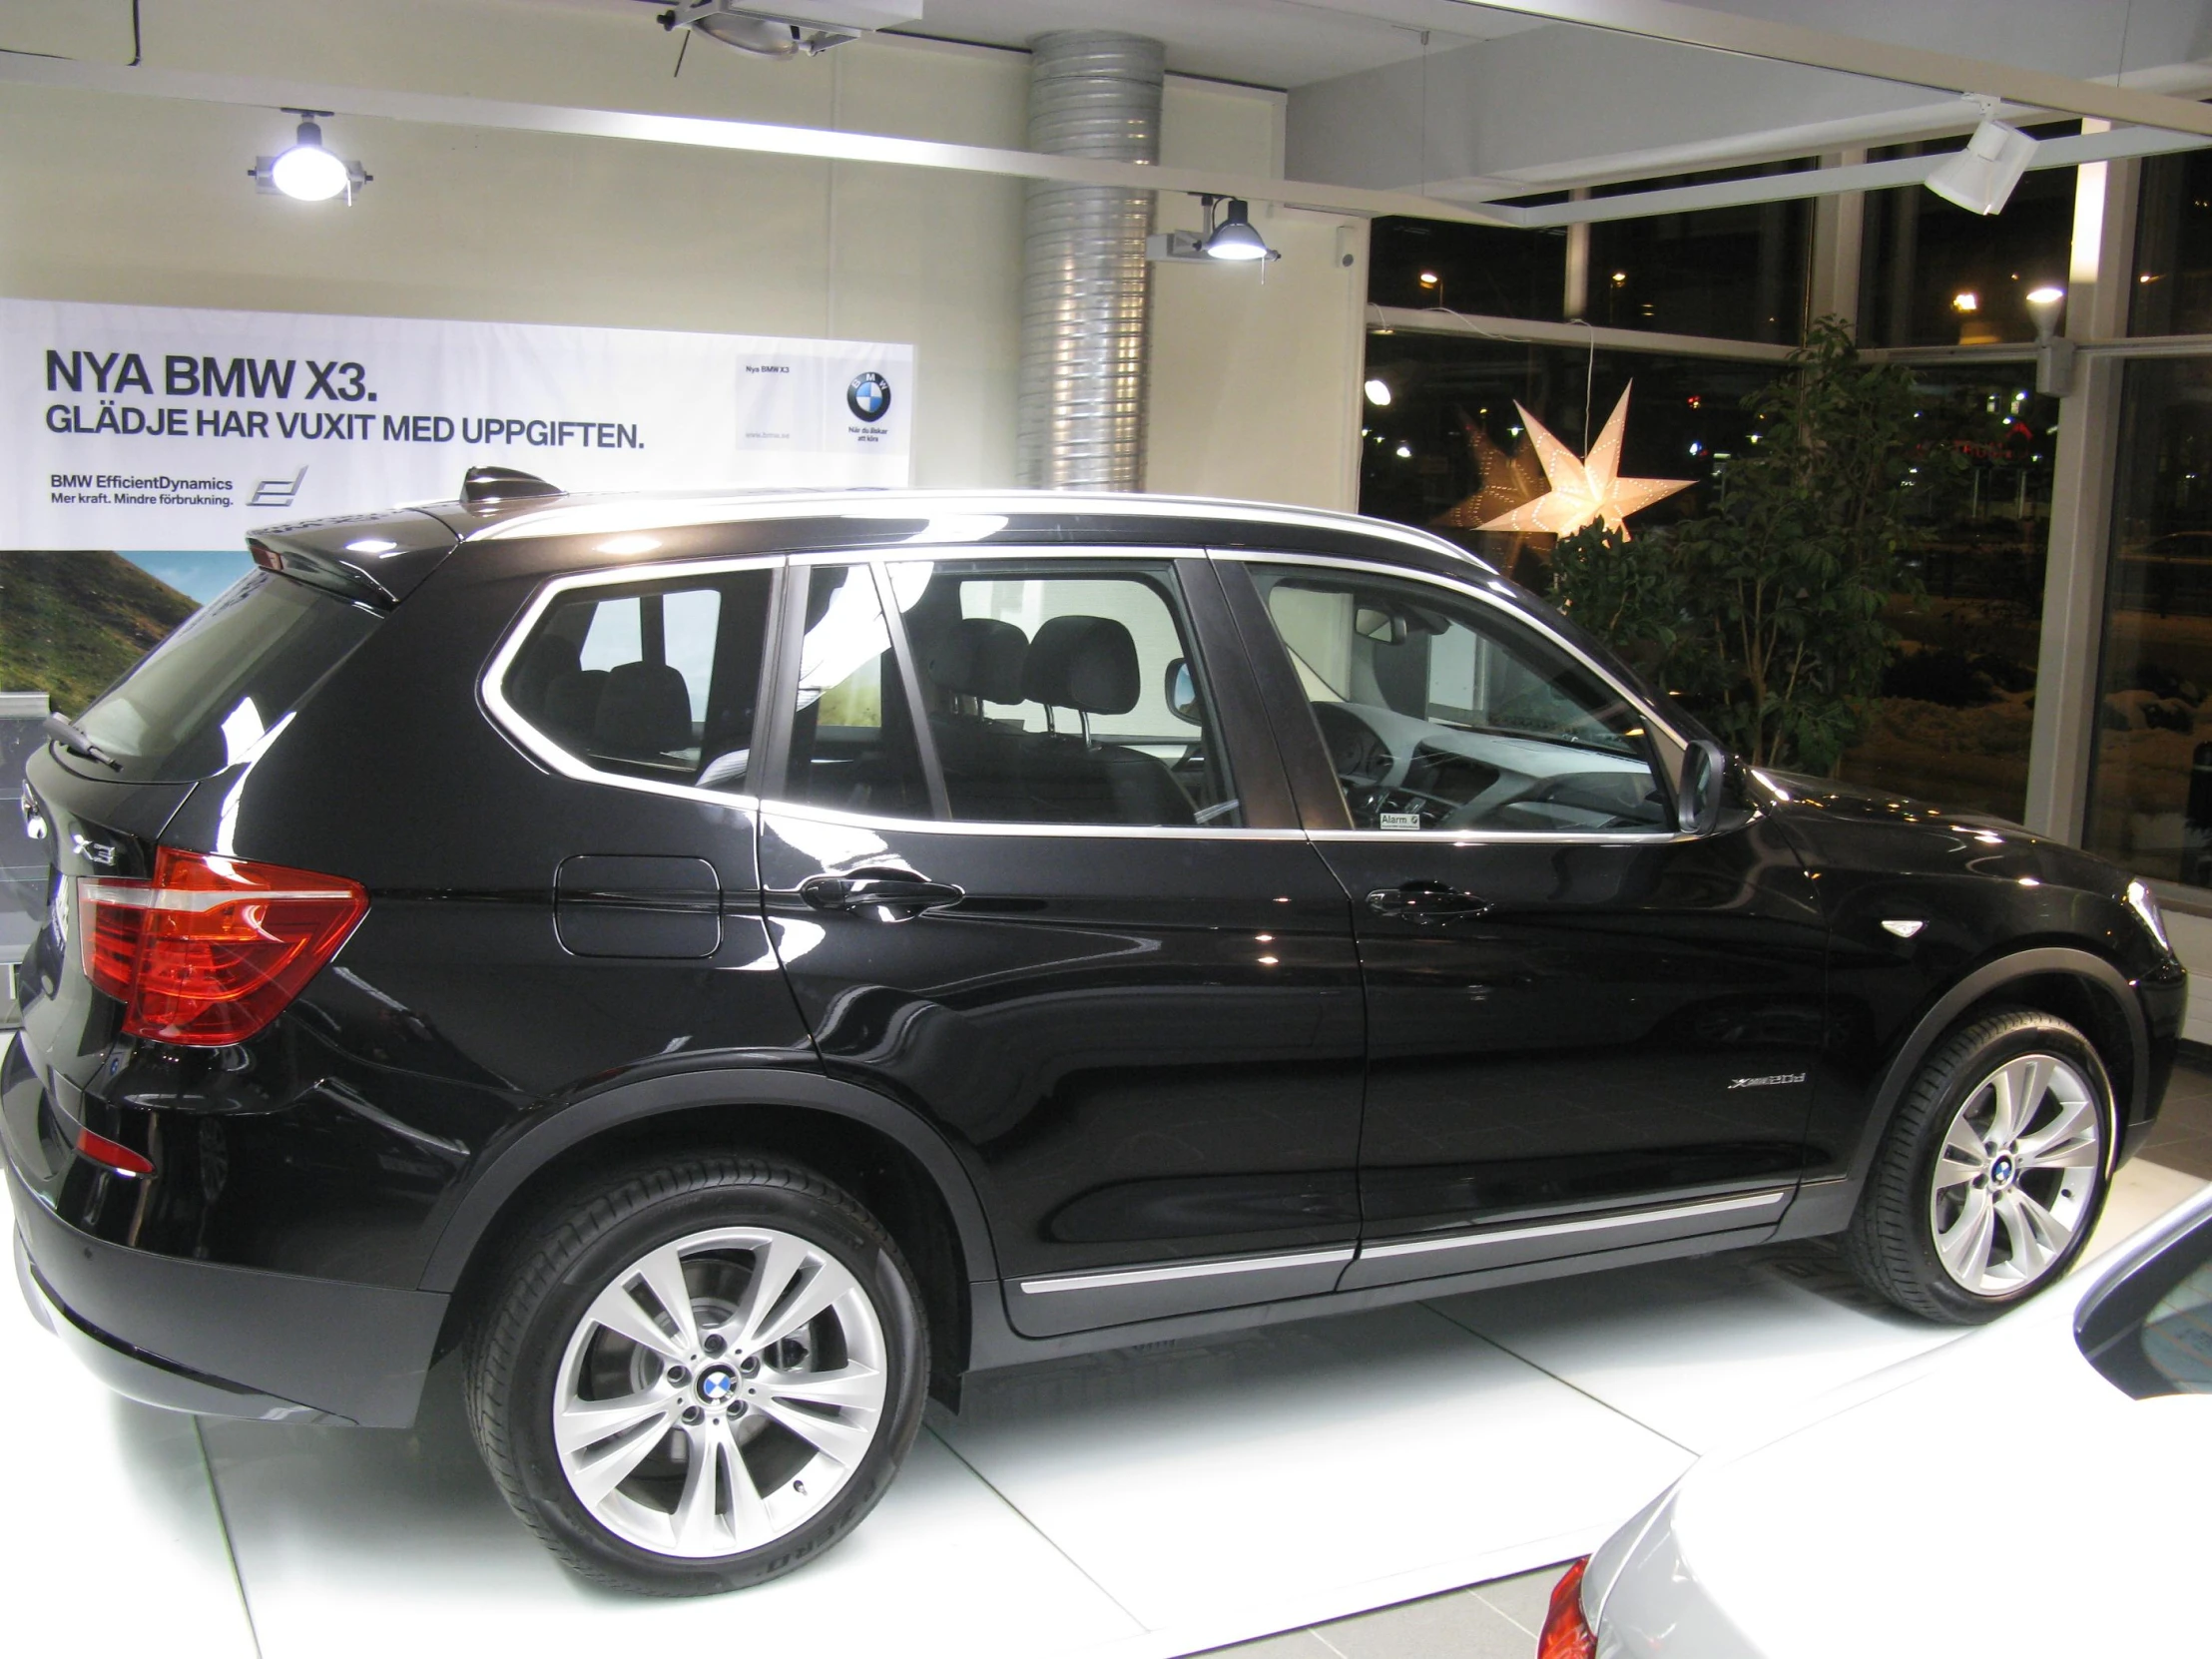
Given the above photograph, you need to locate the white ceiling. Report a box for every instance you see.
[890,1,1544,88]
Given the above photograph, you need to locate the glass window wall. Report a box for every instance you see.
[1859,134,2076,347]
[2086,356,2212,885]
[2132,150,2212,337]
[1838,370,2057,823]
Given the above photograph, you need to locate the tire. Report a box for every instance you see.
[463,1154,927,1595]
[1845,1008,2113,1324]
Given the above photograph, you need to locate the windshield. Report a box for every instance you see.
[2078,1207,2212,1397]
[73,571,380,783]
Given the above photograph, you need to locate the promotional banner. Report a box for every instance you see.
[2,298,914,551]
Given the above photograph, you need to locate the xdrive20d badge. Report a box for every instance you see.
[4,476,2184,1594]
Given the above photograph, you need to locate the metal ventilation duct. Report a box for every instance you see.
[1016,32,1164,491]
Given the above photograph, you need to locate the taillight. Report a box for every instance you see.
[78,847,367,1045]
[1537,1557,1597,1659]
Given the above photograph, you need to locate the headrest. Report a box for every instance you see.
[510,634,582,714]
[594,662,693,755]
[927,617,1029,704]
[1022,615,1140,716]
[543,668,606,737]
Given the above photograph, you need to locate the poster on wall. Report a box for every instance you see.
[0,300,915,1013]
[1,296,915,551]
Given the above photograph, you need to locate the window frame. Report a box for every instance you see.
[753,546,1306,838]
[480,551,787,808]
[1220,550,1696,843]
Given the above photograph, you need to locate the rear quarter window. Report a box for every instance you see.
[72,571,380,783]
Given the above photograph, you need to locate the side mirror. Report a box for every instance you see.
[1165,658,1201,725]
[1678,740,1730,834]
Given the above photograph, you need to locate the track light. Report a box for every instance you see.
[1203,198,1276,262]
[1926,99,2035,216]
[658,2,857,57]
[251,110,369,203]
[1146,195,1282,267]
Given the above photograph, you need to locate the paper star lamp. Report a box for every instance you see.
[1476,384,1692,538]
[1432,417,1548,530]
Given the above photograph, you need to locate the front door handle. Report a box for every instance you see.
[1366,881,1492,923]
[800,870,966,922]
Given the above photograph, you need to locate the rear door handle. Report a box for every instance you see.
[800,871,966,921]
[1366,881,1492,923]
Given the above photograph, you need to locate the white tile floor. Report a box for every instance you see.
[4,1156,2201,1659]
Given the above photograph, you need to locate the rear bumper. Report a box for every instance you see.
[7,1160,445,1427]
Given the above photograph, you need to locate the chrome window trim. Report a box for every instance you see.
[1016,1246,1355,1298]
[759,798,1313,841]
[480,552,784,813]
[1357,1189,1790,1263]
[471,488,1496,575]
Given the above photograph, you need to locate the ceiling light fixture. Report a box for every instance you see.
[657,1,907,58]
[251,110,369,203]
[1926,97,2036,216]
[1146,195,1281,267]
[1364,378,1393,407]
[1202,197,1277,263]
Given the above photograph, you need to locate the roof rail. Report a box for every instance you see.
[461,465,563,506]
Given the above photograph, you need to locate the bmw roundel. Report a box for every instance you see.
[846,371,892,423]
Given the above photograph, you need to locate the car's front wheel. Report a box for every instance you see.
[1846,1008,2112,1323]
[463,1155,926,1594]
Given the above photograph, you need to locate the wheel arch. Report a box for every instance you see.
[420,1069,999,1392]
[1849,946,2149,1190]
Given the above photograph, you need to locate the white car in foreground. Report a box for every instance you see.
[1538,1184,2212,1658]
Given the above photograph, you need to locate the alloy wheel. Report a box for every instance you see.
[552,1226,889,1558]
[1929,1052,2103,1297]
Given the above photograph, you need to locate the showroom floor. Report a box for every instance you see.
[5,1069,2207,1659]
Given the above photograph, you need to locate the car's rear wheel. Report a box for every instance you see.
[1845,1009,2112,1323]
[463,1155,926,1594]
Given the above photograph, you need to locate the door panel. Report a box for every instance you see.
[1224,556,1828,1255]
[758,553,1366,1337]
[760,814,1365,1334]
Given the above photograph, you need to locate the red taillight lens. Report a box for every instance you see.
[76,1127,154,1178]
[1537,1557,1597,1659]
[79,847,367,1045]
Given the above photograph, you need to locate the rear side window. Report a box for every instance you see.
[503,568,774,793]
[74,570,380,783]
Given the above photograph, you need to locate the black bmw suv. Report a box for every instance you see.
[4,480,2186,1594]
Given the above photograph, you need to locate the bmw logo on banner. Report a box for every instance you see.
[846,371,892,424]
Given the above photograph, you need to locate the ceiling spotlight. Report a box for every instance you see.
[658,2,856,58]
[1926,99,2036,216]
[1364,378,1393,407]
[251,110,369,203]
[1203,197,1278,263]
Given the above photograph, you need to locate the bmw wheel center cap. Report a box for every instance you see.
[847,371,891,423]
[697,1366,738,1403]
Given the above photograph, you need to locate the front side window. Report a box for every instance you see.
[503,568,772,792]
[888,557,1242,829]
[1246,563,1670,833]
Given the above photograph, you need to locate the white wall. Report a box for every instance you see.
[1149,80,1366,512]
[0,0,1362,509]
